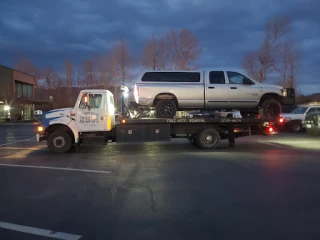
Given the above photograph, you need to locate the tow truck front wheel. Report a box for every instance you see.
[195,128,221,149]
[47,131,73,154]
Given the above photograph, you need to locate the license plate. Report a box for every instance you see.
[306,124,311,128]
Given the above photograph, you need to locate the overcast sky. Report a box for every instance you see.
[0,0,319,94]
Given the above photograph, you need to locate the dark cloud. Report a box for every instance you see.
[0,0,319,94]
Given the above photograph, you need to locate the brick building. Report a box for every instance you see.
[0,64,36,121]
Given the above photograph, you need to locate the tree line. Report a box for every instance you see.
[15,15,301,108]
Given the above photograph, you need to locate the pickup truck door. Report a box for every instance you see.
[76,93,106,132]
[204,71,230,109]
[226,71,260,108]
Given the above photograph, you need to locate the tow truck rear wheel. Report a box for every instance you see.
[47,131,73,154]
[195,128,221,149]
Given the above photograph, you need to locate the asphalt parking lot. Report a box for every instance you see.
[1,124,320,240]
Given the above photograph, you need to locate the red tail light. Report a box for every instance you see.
[279,118,284,123]
[269,127,273,132]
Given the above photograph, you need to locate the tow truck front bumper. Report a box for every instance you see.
[36,133,46,142]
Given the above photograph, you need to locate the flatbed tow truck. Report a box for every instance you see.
[36,88,278,153]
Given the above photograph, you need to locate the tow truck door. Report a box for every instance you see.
[76,92,106,132]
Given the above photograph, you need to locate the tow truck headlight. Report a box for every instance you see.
[37,126,44,132]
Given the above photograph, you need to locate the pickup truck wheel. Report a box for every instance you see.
[47,131,73,154]
[290,121,302,132]
[195,128,220,149]
[259,99,282,119]
[155,100,177,118]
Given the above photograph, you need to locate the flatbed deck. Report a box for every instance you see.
[114,116,277,149]
[119,116,276,124]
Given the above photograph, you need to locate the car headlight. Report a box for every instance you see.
[282,89,288,97]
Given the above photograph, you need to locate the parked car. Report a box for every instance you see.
[187,110,241,119]
[279,104,320,132]
[302,111,320,136]
[134,69,295,118]
[187,110,220,118]
[34,110,43,116]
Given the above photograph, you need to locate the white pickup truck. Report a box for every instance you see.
[134,69,295,119]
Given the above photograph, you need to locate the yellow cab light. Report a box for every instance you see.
[37,126,44,132]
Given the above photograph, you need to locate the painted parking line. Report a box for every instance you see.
[0,163,112,174]
[0,137,36,147]
[0,221,82,240]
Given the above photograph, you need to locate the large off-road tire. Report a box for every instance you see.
[259,99,282,119]
[47,131,73,154]
[195,128,221,149]
[155,100,177,118]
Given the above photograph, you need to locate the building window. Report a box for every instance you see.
[15,81,33,99]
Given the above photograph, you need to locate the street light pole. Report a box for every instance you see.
[120,86,129,116]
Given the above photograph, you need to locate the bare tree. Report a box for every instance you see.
[165,29,202,70]
[280,40,300,88]
[38,67,63,108]
[110,38,131,86]
[242,15,291,83]
[65,60,74,106]
[82,60,96,88]
[15,58,41,86]
[98,55,115,89]
[141,35,166,70]
[108,39,131,108]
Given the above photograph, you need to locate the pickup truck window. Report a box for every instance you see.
[227,71,253,85]
[209,71,225,84]
[307,107,320,114]
[291,106,308,114]
[141,72,200,82]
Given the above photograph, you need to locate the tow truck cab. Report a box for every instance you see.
[37,89,116,152]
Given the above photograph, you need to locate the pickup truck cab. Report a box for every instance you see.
[134,69,295,119]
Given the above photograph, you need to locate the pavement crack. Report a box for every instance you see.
[147,185,156,213]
